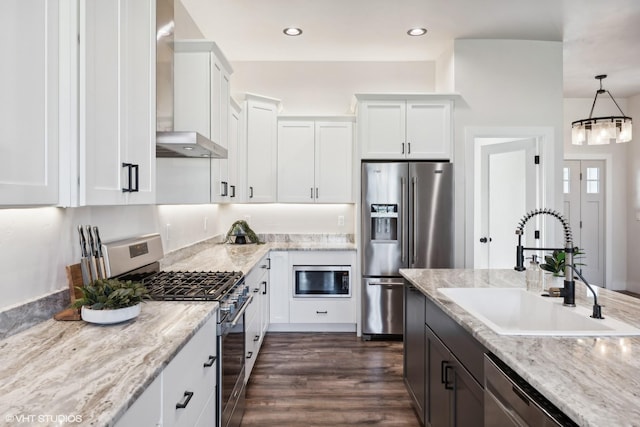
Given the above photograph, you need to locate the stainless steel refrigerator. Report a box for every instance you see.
[361,162,454,338]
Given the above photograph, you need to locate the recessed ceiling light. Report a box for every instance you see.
[407,27,427,37]
[183,146,194,150]
[283,27,303,36]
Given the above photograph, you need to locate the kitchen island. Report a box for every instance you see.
[400,268,640,427]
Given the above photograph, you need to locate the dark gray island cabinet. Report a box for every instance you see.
[404,281,485,426]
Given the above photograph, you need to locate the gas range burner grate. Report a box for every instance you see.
[143,271,244,301]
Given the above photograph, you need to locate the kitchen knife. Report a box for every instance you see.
[86,225,99,282]
[78,225,92,286]
[93,226,107,279]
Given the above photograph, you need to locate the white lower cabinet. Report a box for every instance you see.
[244,254,270,381]
[117,314,217,426]
[163,316,217,426]
[269,251,290,325]
[289,298,356,323]
[269,250,357,331]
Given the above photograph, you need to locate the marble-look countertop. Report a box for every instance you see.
[400,269,640,427]
[162,240,356,274]
[0,301,217,427]
[0,237,355,426]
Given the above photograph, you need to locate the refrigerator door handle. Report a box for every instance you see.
[412,176,418,265]
[401,176,406,263]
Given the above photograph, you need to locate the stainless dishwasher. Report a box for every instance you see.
[484,354,578,426]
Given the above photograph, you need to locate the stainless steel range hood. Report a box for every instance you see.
[155,0,227,159]
[156,131,227,158]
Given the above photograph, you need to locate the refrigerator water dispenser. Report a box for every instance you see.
[370,204,398,241]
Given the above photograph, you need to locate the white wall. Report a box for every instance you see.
[0,204,219,311]
[564,98,629,290]
[626,94,640,292]
[230,61,435,115]
[453,39,564,268]
[218,204,355,235]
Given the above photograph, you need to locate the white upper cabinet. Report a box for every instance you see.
[315,120,354,203]
[227,99,242,202]
[277,118,353,203]
[0,0,60,205]
[357,95,453,160]
[79,0,156,205]
[277,121,315,202]
[172,40,233,204]
[243,94,279,203]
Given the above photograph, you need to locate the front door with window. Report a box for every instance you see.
[563,160,606,286]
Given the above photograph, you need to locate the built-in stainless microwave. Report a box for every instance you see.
[293,266,351,297]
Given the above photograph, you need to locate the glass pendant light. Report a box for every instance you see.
[571,75,633,145]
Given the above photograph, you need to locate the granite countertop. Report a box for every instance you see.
[0,236,355,426]
[0,301,217,427]
[400,268,640,427]
[162,239,356,273]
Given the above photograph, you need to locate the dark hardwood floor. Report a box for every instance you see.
[241,332,420,426]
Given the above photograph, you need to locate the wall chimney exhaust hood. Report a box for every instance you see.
[155,0,227,159]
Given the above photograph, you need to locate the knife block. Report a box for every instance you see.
[53,264,83,321]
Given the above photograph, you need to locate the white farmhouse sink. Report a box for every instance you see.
[437,287,640,336]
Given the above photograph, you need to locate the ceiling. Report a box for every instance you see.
[181,0,640,98]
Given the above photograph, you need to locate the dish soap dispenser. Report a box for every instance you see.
[526,255,542,292]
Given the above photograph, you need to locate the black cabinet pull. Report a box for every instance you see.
[408,142,411,154]
[131,164,139,192]
[262,281,267,295]
[316,310,328,314]
[246,351,254,359]
[203,355,216,367]
[221,181,228,197]
[253,288,259,293]
[253,335,260,342]
[401,142,405,154]
[230,185,236,198]
[176,391,194,409]
[249,186,254,198]
[441,361,454,390]
[121,163,133,192]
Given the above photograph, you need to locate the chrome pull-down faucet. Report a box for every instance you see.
[514,208,603,318]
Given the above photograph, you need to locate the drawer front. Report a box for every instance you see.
[290,298,356,323]
[245,311,261,381]
[163,316,218,427]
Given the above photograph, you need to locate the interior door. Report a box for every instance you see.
[475,138,539,268]
[563,160,606,286]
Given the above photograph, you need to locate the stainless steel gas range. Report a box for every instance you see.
[101,233,249,427]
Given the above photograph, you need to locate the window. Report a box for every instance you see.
[586,167,600,194]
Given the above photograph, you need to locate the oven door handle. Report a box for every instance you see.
[230,294,254,327]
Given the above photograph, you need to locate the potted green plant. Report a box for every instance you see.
[540,248,585,277]
[72,279,149,324]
